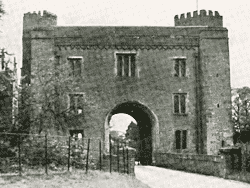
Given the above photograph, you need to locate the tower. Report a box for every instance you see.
[21,11,57,131]
[22,10,57,85]
[175,10,232,154]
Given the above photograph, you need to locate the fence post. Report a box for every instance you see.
[82,137,85,150]
[68,136,71,171]
[45,134,48,175]
[126,148,129,174]
[241,143,247,172]
[86,138,90,174]
[117,139,119,173]
[99,140,102,171]
[109,134,112,173]
[123,146,125,173]
[18,134,21,176]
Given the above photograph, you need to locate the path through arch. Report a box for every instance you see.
[104,101,159,165]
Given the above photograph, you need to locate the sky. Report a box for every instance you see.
[0,0,250,88]
[110,113,136,133]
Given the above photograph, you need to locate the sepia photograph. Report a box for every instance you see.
[0,0,250,187]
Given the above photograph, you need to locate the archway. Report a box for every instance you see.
[104,101,159,165]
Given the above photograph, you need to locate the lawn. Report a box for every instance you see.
[0,170,150,188]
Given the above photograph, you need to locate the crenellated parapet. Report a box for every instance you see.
[23,10,57,30]
[174,10,223,27]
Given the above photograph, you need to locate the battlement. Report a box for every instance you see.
[174,10,223,27]
[23,10,57,30]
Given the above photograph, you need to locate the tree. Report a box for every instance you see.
[232,87,250,143]
[0,57,17,132]
[125,121,139,149]
[18,56,101,135]
[110,130,125,140]
[0,1,5,18]
[0,1,14,132]
[125,121,139,142]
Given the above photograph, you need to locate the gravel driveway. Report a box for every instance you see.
[135,166,250,188]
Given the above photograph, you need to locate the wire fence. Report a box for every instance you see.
[0,132,135,176]
[108,134,132,174]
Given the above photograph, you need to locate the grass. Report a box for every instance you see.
[0,170,150,188]
[227,171,250,184]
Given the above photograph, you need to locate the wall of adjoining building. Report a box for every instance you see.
[154,152,225,177]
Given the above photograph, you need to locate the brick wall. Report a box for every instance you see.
[22,10,233,157]
[50,47,199,154]
[199,29,233,154]
[175,10,223,27]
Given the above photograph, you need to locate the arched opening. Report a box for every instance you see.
[104,101,159,165]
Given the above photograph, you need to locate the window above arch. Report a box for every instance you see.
[174,58,186,77]
[115,53,137,77]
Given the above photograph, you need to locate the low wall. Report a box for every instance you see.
[154,152,225,177]
[220,146,250,183]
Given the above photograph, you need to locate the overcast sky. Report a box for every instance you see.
[110,113,136,133]
[0,0,249,88]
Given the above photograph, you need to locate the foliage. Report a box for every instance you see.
[0,135,97,173]
[0,0,13,130]
[18,55,100,134]
[125,121,140,160]
[0,1,5,18]
[21,136,68,167]
[110,130,125,141]
[125,121,139,148]
[0,59,18,132]
[232,87,250,143]
[125,121,139,142]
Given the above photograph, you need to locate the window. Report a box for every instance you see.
[116,53,136,77]
[55,55,60,66]
[174,58,186,77]
[67,56,83,77]
[55,56,60,77]
[173,93,186,114]
[68,93,84,114]
[175,130,187,149]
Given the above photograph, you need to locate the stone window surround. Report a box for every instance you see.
[114,51,139,78]
[174,129,188,150]
[67,56,84,77]
[172,93,188,115]
[172,56,187,77]
[67,92,86,114]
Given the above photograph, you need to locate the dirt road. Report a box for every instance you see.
[135,166,250,188]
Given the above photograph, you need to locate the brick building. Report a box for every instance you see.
[22,10,233,164]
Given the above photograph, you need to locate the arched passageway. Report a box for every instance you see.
[104,101,159,165]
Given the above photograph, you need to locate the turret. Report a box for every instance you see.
[23,10,57,30]
[22,10,57,86]
[174,10,223,27]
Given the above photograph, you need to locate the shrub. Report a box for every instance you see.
[21,136,69,167]
[0,135,99,173]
